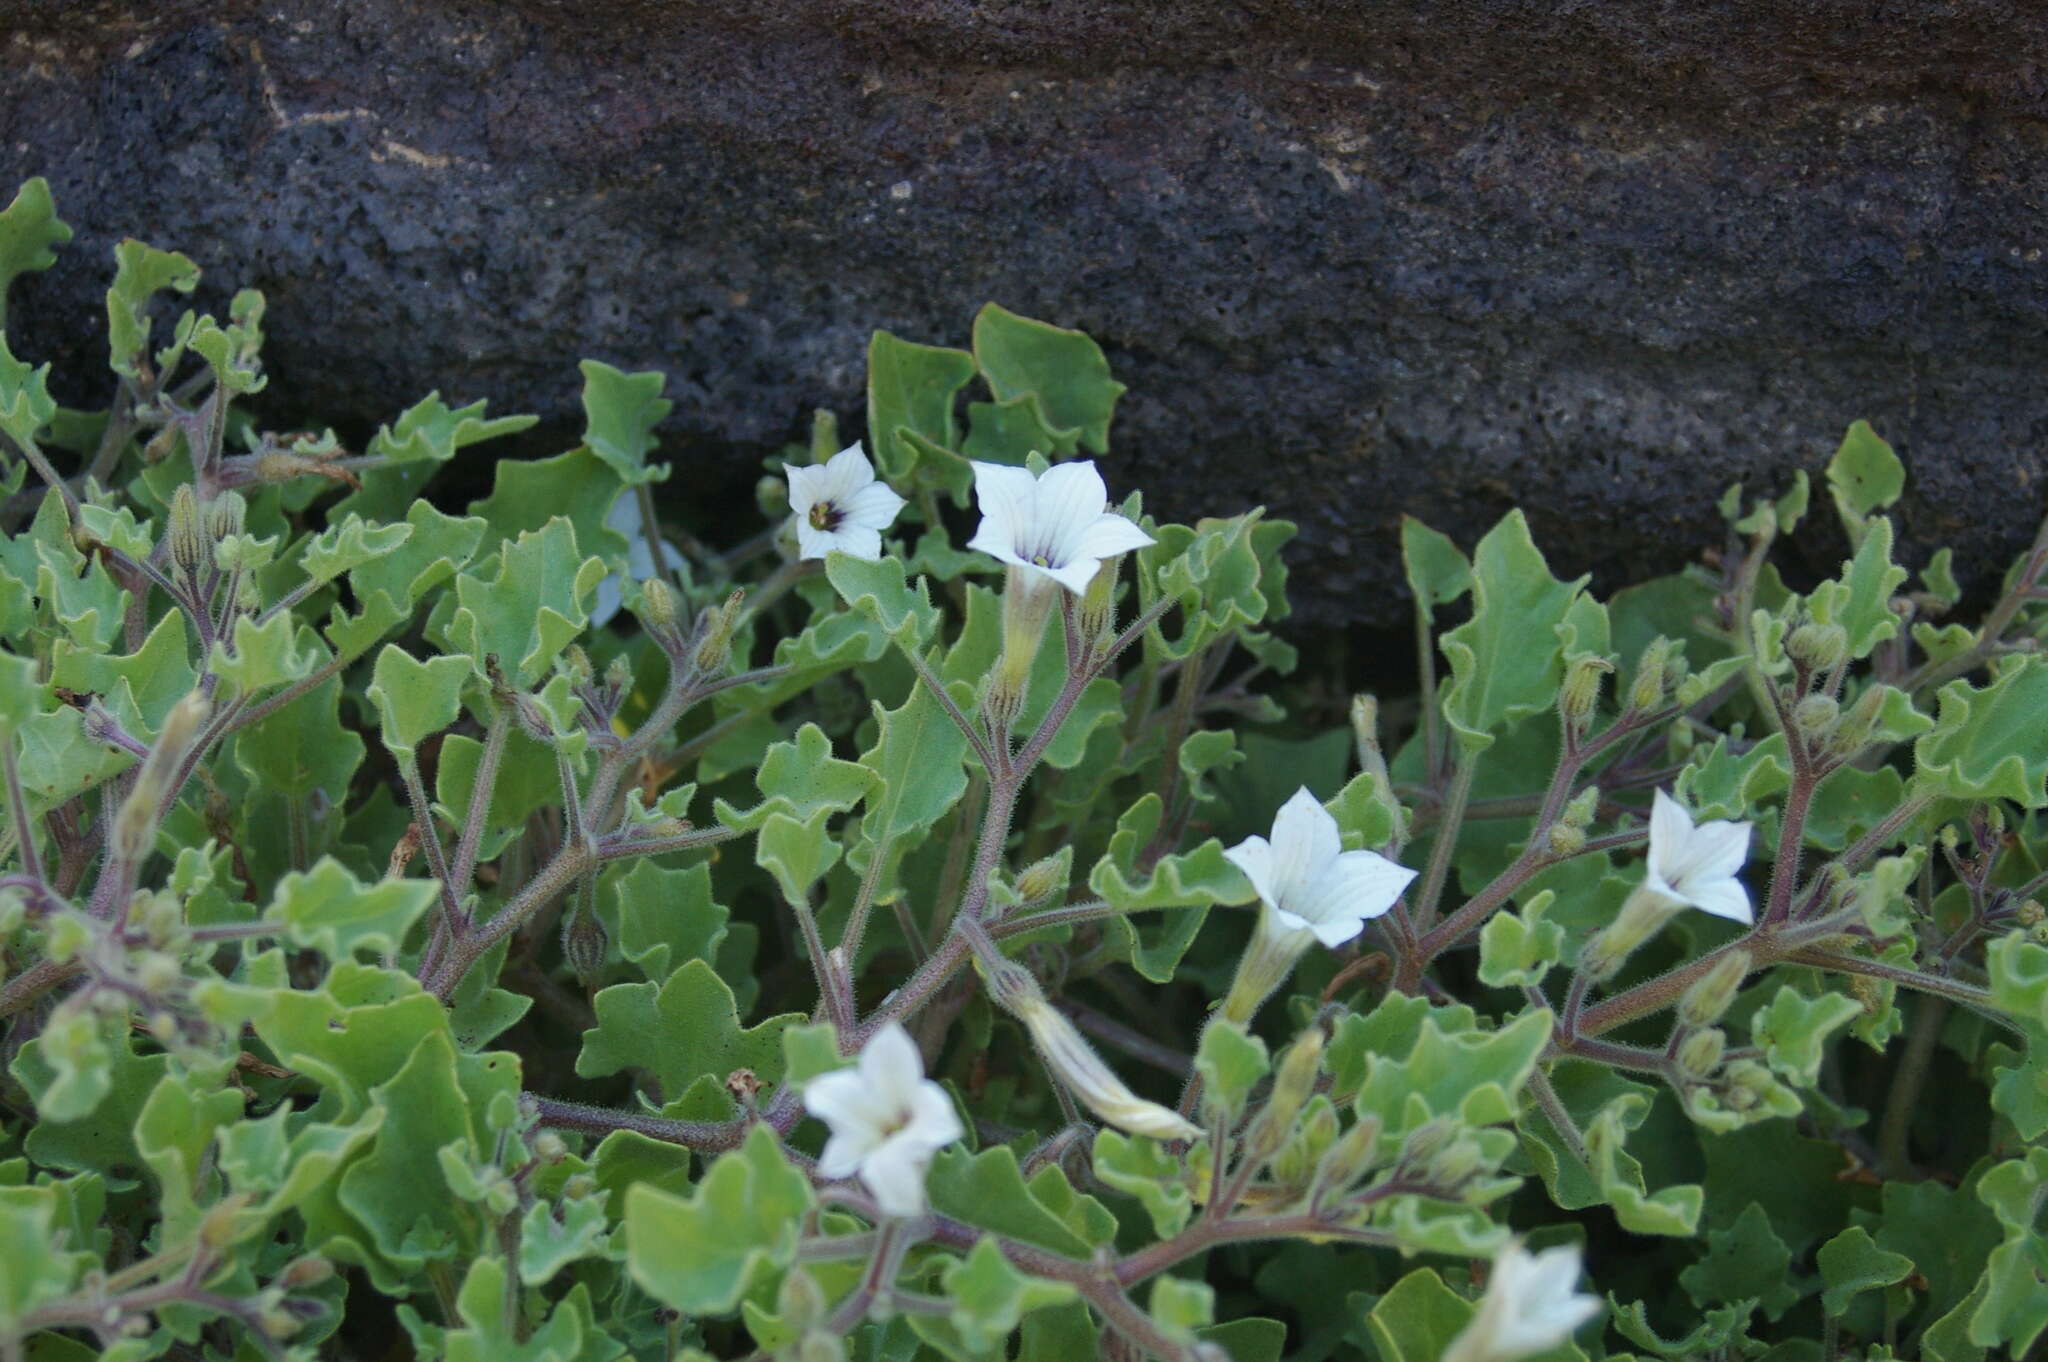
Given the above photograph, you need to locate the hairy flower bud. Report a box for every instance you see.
[1426,1136,1485,1189]
[277,1256,335,1289]
[2018,899,2046,927]
[1675,1026,1727,1079]
[1547,823,1587,857]
[1628,637,1672,712]
[206,490,246,544]
[1316,1112,1383,1192]
[1557,656,1612,730]
[1272,1097,1339,1186]
[1397,1116,1457,1173]
[1560,786,1601,830]
[980,670,1025,732]
[1579,884,1683,983]
[531,1132,569,1164]
[1009,991,1200,1141]
[1014,855,1067,907]
[756,474,791,520]
[1242,1028,1325,1164]
[692,588,746,677]
[167,484,208,584]
[561,900,608,988]
[1791,693,1839,743]
[636,577,680,639]
[1077,557,1117,645]
[112,692,211,863]
[778,1267,830,1333]
[1785,621,1848,673]
[1826,683,1889,761]
[1679,950,1751,1029]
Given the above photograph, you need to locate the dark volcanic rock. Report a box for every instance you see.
[5,1,2048,626]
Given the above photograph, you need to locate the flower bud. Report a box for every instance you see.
[756,474,791,520]
[136,952,183,996]
[692,589,746,677]
[1675,1026,1727,1079]
[206,490,246,544]
[560,901,608,988]
[562,645,594,687]
[778,1267,830,1333]
[1678,950,1750,1029]
[1315,1112,1383,1192]
[259,1309,304,1341]
[531,1132,569,1164]
[796,1330,848,1362]
[2018,899,2046,927]
[1786,622,1848,673]
[1722,1059,1775,1111]
[1077,558,1117,645]
[1825,683,1889,760]
[1560,786,1600,830]
[1272,1097,1339,1186]
[1242,1029,1325,1164]
[1628,637,1673,712]
[1396,1116,1457,1173]
[636,577,680,638]
[1557,657,1612,730]
[1012,994,1200,1141]
[167,485,209,584]
[979,671,1025,731]
[1791,693,1839,743]
[1350,694,1381,761]
[1547,823,1587,857]
[277,1256,335,1289]
[112,692,211,862]
[561,1172,597,1201]
[1426,1136,1485,1189]
[998,566,1057,693]
[1014,855,1067,907]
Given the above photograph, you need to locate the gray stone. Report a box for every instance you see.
[5,0,2048,627]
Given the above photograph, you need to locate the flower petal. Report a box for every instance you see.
[829,524,884,561]
[904,1081,966,1151]
[1267,787,1342,908]
[841,479,907,532]
[819,443,876,500]
[859,1139,932,1218]
[859,1023,927,1102]
[1222,834,1281,910]
[967,461,1041,557]
[785,461,830,515]
[1029,461,1113,566]
[1684,875,1753,924]
[1646,789,1694,884]
[1069,511,1155,563]
[1290,849,1419,946]
[794,519,839,561]
[1043,554,1103,596]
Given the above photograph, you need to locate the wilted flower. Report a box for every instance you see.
[1643,788,1753,924]
[1219,787,1416,1023]
[786,442,905,562]
[1443,1242,1602,1362]
[1014,995,1201,1141]
[804,1023,963,1218]
[966,460,1153,596]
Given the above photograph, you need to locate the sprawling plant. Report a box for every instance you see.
[2,176,2046,1362]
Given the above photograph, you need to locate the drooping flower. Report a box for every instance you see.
[1013,994,1201,1142]
[966,460,1154,595]
[1642,788,1753,924]
[786,442,906,562]
[803,1023,963,1218]
[1443,1242,1602,1362]
[1218,787,1417,1023]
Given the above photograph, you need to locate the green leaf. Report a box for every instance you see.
[105,239,199,379]
[825,552,943,653]
[445,517,606,689]
[73,502,155,562]
[14,1020,167,1163]
[0,177,72,331]
[235,667,362,805]
[1581,1091,1703,1235]
[1805,515,1907,660]
[867,330,977,482]
[1144,513,1293,659]
[963,392,1068,468]
[1194,1020,1269,1121]
[209,611,316,698]
[0,1186,86,1332]
[1478,889,1566,988]
[465,448,627,567]
[1353,1008,1552,1134]
[942,1237,1078,1353]
[971,303,1124,455]
[1826,420,1905,540]
[519,1195,613,1287]
[756,808,843,902]
[1149,1276,1215,1347]
[1816,1225,1913,1317]
[1092,1128,1193,1237]
[1365,1268,1475,1362]
[332,501,489,654]
[626,1125,813,1315]
[1439,510,1607,752]
[0,332,56,450]
[268,858,438,960]
[848,674,972,903]
[926,1146,1115,1258]
[1680,1202,1805,1319]
[1401,515,1472,610]
[366,645,472,758]
[1751,986,1863,1088]
[577,959,801,1107]
[578,360,671,485]
[715,722,878,833]
[1970,1148,2048,1352]
[298,513,414,586]
[49,610,195,733]
[1089,794,1254,983]
[1913,656,2048,807]
[597,858,729,985]
[134,1071,245,1240]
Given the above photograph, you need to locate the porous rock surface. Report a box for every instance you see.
[5,1,2048,627]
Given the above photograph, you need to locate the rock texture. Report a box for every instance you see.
[5,1,2048,627]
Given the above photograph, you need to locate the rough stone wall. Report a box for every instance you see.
[5,1,2047,625]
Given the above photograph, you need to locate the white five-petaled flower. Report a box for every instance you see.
[966,460,1154,595]
[1443,1242,1602,1362]
[803,1022,963,1219]
[1226,787,1418,948]
[1644,788,1753,924]
[786,442,906,562]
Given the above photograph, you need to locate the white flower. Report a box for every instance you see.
[1225,787,1417,948]
[1444,1242,1602,1362]
[804,1023,962,1218]
[786,442,906,561]
[1644,788,1753,924]
[966,460,1154,595]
